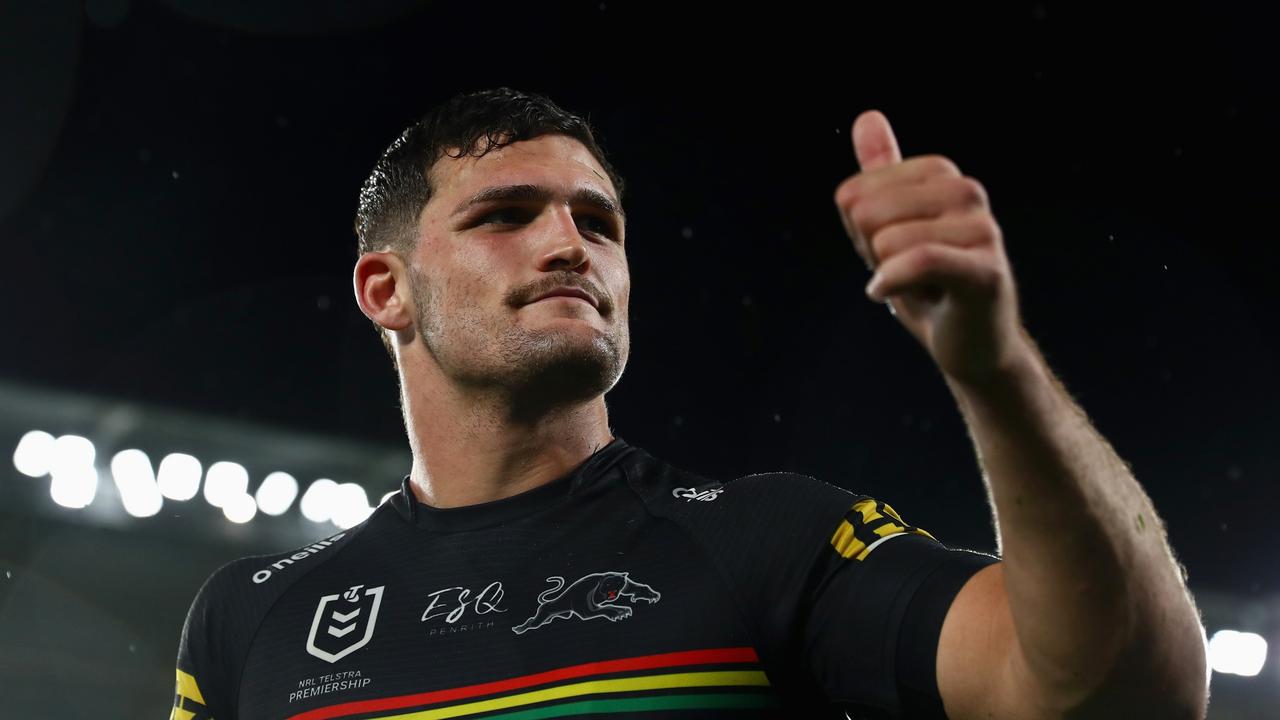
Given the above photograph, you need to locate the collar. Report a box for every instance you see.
[389,436,634,532]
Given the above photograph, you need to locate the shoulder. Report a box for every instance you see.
[239,527,356,587]
[185,517,376,636]
[618,446,880,562]
[204,527,352,593]
[619,444,862,529]
[619,445,953,568]
[174,510,390,717]
[181,528,352,658]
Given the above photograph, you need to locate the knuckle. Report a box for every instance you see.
[834,176,862,207]
[867,229,890,263]
[973,263,1002,297]
[876,221,916,257]
[910,243,943,271]
[965,212,1000,242]
[958,176,988,207]
[849,199,877,230]
[924,154,961,177]
[869,224,897,257]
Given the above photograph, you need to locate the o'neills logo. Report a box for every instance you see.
[252,533,346,584]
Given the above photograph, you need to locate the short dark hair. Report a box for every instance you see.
[353,87,627,360]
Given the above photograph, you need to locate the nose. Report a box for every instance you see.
[535,206,590,273]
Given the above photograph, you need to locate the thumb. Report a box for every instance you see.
[852,109,902,172]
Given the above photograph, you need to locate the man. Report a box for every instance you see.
[171,88,1209,719]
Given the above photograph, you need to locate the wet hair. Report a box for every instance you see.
[353,87,627,360]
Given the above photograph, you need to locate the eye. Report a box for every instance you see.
[476,207,619,242]
[477,207,534,226]
[577,215,618,241]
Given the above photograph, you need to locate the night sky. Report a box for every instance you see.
[3,1,1277,601]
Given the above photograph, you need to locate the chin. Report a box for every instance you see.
[508,333,621,400]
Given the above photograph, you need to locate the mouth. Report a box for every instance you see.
[535,295,593,306]
[530,287,599,308]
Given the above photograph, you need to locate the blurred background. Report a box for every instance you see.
[1,1,1276,717]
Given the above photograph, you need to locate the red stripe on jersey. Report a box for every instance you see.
[287,646,762,720]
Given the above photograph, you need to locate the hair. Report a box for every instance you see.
[353,87,627,361]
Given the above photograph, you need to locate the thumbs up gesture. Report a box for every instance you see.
[834,110,1034,389]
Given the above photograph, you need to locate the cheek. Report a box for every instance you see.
[608,258,631,307]
[615,279,631,316]
[457,233,518,268]
[454,245,515,293]
[437,252,503,301]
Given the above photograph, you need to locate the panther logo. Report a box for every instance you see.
[511,571,661,635]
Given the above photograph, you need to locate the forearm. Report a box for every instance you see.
[944,330,1208,717]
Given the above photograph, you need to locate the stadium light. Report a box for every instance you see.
[49,435,97,509]
[300,479,338,523]
[157,453,202,501]
[255,471,298,516]
[203,461,248,508]
[1208,630,1268,677]
[331,482,373,530]
[222,493,258,524]
[110,449,163,518]
[50,434,94,476]
[50,464,98,509]
[13,430,56,477]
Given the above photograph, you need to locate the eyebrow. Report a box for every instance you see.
[450,184,626,223]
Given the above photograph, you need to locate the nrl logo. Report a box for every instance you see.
[672,486,723,502]
[306,584,385,664]
[511,571,660,635]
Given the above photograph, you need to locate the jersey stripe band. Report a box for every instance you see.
[419,693,777,719]
[363,671,771,720]
[286,647,770,720]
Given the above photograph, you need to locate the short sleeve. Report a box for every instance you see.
[171,566,239,720]
[802,495,999,719]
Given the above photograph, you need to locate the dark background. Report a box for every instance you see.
[1,1,1276,717]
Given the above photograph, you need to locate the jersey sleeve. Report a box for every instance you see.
[803,495,999,719]
[648,467,998,716]
[171,562,242,720]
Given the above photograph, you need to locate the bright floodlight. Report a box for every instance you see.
[222,493,258,524]
[331,482,373,530]
[13,430,56,477]
[49,435,98,509]
[157,453,202,501]
[50,434,95,478]
[255,472,298,516]
[300,479,338,523]
[50,464,98,509]
[1208,630,1267,677]
[203,461,249,508]
[110,449,163,518]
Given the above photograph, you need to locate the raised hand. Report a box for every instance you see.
[834,110,1032,387]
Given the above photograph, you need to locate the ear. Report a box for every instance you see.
[353,251,414,335]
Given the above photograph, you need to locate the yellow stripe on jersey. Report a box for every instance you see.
[367,670,770,720]
[172,669,210,720]
[177,669,206,705]
[853,498,882,525]
[829,498,936,560]
[830,518,867,559]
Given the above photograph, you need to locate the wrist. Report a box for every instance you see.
[943,326,1046,399]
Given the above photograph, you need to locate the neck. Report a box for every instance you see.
[399,363,616,510]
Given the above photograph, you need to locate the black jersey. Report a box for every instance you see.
[171,436,998,720]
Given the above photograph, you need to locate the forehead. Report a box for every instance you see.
[427,134,617,207]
